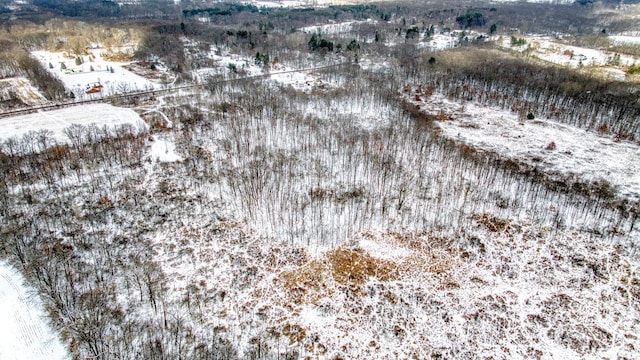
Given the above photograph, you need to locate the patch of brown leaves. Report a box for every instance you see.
[472,213,512,232]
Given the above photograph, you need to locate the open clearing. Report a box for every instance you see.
[0,104,146,152]
[496,35,640,81]
[0,262,69,360]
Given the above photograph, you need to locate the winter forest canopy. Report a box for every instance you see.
[0,0,640,359]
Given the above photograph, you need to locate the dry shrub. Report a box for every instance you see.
[102,51,133,62]
[141,112,169,131]
[47,144,66,159]
[280,246,398,304]
[280,234,461,305]
[280,260,330,304]
[327,247,396,285]
[435,109,450,121]
[472,213,512,232]
[97,195,114,209]
[282,323,306,344]
[396,234,457,274]
[309,187,333,200]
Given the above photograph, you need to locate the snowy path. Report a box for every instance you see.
[0,262,69,360]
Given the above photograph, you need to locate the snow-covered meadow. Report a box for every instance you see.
[300,19,377,36]
[609,35,640,46]
[497,35,640,81]
[250,0,308,7]
[0,262,69,360]
[0,104,147,153]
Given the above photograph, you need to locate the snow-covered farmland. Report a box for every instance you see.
[32,50,158,99]
[416,31,487,51]
[0,262,69,360]
[0,104,147,153]
[492,0,574,3]
[417,33,459,51]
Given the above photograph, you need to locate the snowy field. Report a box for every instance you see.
[300,19,376,35]
[609,35,640,45]
[251,0,312,7]
[409,92,640,205]
[491,0,574,2]
[499,36,640,70]
[0,262,69,360]
[32,50,158,99]
[0,104,147,153]
[416,31,487,51]
[252,0,575,5]
[416,33,459,51]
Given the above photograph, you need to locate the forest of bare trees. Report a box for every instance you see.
[1,0,640,358]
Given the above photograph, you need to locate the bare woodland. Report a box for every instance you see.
[1,0,640,359]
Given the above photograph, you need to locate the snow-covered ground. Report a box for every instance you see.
[0,77,48,107]
[251,0,308,7]
[253,0,575,5]
[609,35,640,45]
[357,57,393,73]
[193,48,328,93]
[0,104,147,153]
[148,136,183,163]
[417,33,459,51]
[4,70,638,359]
[300,19,376,35]
[416,31,487,51]
[409,91,640,205]
[498,35,640,70]
[154,208,640,359]
[32,50,158,99]
[491,0,574,3]
[0,262,69,360]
